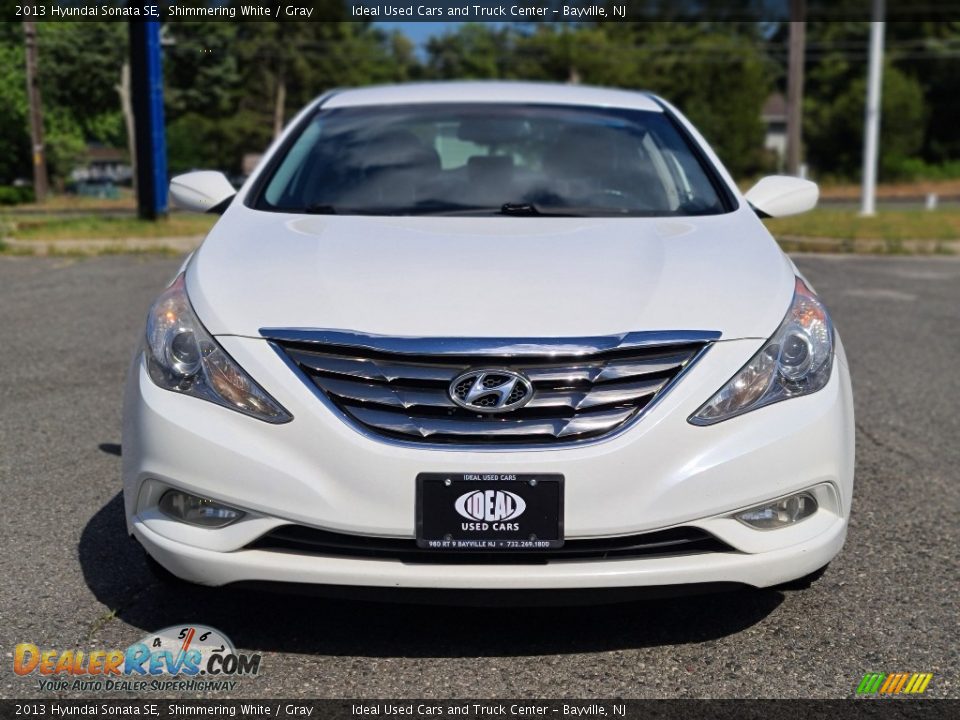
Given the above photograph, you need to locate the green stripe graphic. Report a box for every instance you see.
[857,673,886,694]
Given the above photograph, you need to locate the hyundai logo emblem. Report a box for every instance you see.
[449,369,534,413]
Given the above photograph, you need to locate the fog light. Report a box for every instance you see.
[735,492,817,530]
[158,490,244,528]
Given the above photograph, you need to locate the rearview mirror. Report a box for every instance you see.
[169,171,236,214]
[744,175,818,218]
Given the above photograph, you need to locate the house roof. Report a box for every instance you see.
[762,93,788,121]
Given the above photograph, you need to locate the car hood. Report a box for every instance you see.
[187,204,795,341]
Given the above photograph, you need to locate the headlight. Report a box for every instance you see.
[690,277,833,425]
[144,274,291,423]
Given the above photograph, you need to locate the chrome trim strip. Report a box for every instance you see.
[315,376,457,409]
[266,334,718,453]
[285,349,463,383]
[347,405,636,440]
[260,328,721,357]
[313,375,664,414]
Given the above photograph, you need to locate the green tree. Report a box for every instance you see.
[605,24,772,177]
[0,37,30,184]
[425,24,515,79]
[887,20,960,166]
[164,20,414,173]
[37,22,127,147]
[164,22,242,120]
[0,22,117,185]
[424,23,771,177]
[804,41,927,180]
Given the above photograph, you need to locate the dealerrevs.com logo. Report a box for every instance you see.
[13,625,261,693]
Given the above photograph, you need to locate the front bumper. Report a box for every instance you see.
[122,334,855,591]
[132,512,846,590]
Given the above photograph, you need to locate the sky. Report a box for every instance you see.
[375,21,464,47]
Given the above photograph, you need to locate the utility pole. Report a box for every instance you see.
[130,20,168,220]
[23,21,48,203]
[116,62,136,196]
[786,0,806,176]
[861,0,885,217]
[272,67,286,140]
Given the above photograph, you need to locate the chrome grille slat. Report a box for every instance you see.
[574,377,667,410]
[594,353,692,383]
[469,354,690,385]
[350,406,569,439]
[315,376,666,414]
[557,408,639,438]
[523,378,666,411]
[523,366,601,384]
[348,406,635,440]
[314,376,456,409]
[268,331,716,446]
[285,349,464,384]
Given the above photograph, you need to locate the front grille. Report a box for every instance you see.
[247,525,733,564]
[265,330,716,445]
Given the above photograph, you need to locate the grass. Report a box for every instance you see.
[0,242,184,258]
[763,207,960,242]
[0,212,217,241]
[11,190,136,212]
[817,177,960,200]
[2,204,958,257]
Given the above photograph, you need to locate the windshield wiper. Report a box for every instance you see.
[500,203,669,218]
[500,203,592,217]
[299,202,637,217]
[501,202,553,216]
[303,202,495,216]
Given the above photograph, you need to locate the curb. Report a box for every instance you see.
[776,236,959,255]
[1,235,204,255]
[2,234,957,257]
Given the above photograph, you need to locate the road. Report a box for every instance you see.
[1,254,957,699]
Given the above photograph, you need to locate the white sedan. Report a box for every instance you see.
[123,82,854,601]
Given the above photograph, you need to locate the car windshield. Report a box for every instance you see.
[256,103,730,217]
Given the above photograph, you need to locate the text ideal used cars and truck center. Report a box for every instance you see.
[124,81,855,601]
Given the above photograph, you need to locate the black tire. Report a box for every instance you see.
[143,549,195,588]
[773,563,830,591]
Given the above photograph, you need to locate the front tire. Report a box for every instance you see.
[774,563,830,591]
[143,548,195,588]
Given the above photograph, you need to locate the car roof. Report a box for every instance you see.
[322,81,663,112]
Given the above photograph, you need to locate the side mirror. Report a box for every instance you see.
[744,175,818,218]
[169,171,236,214]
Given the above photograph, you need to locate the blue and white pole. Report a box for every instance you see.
[130,20,168,220]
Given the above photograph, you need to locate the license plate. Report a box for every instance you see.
[416,473,564,550]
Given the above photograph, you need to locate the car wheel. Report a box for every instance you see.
[143,550,194,588]
[774,563,830,591]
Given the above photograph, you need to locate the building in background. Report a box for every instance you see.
[762,93,788,172]
[69,145,132,197]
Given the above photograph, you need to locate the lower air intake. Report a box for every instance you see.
[247,525,732,565]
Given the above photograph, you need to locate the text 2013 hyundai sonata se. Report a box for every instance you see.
[123,82,854,599]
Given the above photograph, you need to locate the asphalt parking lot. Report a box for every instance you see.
[1,253,957,699]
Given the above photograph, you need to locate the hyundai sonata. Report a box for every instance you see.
[123,82,854,599]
